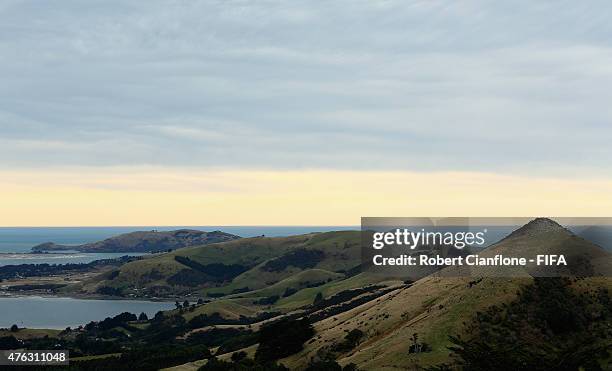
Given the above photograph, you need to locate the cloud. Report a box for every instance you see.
[1,0,612,175]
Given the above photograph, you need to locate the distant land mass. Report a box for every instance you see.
[31,229,241,253]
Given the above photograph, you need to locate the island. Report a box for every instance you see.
[31,229,241,253]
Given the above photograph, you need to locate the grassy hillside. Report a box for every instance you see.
[69,231,362,299]
[276,218,612,370]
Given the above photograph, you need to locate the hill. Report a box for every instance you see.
[31,229,240,253]
[273,218,612,370]
[68,231,367,299]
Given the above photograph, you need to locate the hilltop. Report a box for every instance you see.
[31,229,241,253]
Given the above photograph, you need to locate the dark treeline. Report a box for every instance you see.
[2,312,320,371]
[262,249,325,272]
[430,277,612,371]
[0,256,141,281]
[174,256,249,282]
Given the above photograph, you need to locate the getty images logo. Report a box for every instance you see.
[372,228,488,250]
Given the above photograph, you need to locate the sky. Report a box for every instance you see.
[1,1,612,226]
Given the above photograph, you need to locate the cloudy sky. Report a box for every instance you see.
[1,1,612,225]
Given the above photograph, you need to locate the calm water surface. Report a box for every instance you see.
[0,296,174,329]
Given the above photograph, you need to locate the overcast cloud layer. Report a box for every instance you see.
[1,1,612,174]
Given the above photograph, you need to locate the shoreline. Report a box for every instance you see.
[0,291,176,303]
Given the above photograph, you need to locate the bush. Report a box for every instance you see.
[174,256,248,282]
[167,269,210,287]
[332,329,364,352]
[254,295,280,305]
[0,336,20,350]
[255,318,315,362]
[262,249,325,272]
[433,278,612,371]
[96,286,123,296]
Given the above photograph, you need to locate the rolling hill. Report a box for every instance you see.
[68,231,367,299]
[273,218,612,370]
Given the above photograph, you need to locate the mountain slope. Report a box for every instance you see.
[276,218,612,370]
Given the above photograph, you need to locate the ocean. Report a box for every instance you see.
[0,226,357,266]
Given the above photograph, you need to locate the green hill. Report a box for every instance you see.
[276,218,612,370]
[69,231,364,299]
[167,218,611,370]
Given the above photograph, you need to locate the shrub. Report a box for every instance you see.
[262,249,325,272]
[255,318,315,362]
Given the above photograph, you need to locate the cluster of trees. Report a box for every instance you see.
[262,249,325,272]
[38,344,212,371]
[186,328,256,350]
[308,286,392,323]
[408,333,431,354]
[96,285,124,296]
[254,295,279,305]
[188,311,281,329]
[175,299,197,311]
[0,256,139,281]
[174,256,249,282]
[0,335,21,350]
[168,269,211,287]
[331,329,364,353]
[95,312,137,331]
[431,278,611,371]
[255,318,315,362]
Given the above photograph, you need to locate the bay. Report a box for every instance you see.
[0,296,174,329]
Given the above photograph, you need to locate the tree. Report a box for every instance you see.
[0,336,20,350]
[60,327,71,335]
[197,298,204,305]
[255,318,315,362]
[433,278,611,370]
[313,292,323,305]
[175,301,181,309]
[138,312,148,321]
[153,311,165,323]
[183,300,190,308]
[9,324,18,332]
